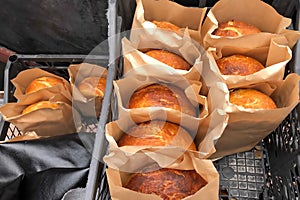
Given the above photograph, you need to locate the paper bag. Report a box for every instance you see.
[210,73,300,159]
[201,0,300,49]
[11,68,72,102]
[68,63,108,117]
[0,131,40,143]
[131,0,207,43]
[105,151,219,200]
[0,93,82,136]
[122,35,203,81]
[206,37,292,89]
[114,68,208,122]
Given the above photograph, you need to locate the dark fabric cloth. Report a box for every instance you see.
[0,0,108,54]
[0,132,95,200]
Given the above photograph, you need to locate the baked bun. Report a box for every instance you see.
[152,20,180,32]
[124,168,207,200]
[230,89,277,109]
[26,76,64,94]
[212,20,261,37]
[128,83,196,117]
[118,121,196,150]
[22,101,59,115]
[145,49,191,70]
[216,54,264,76]
[77,77,106,98]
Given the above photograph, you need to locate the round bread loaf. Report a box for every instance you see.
[230,89,277,109]
[22,101,59,115]
[26,76,64,94]
[152,20,180,32]
[118,120,197,150]
[77,77,106,98]
[128,83,196,117]
[212,20,261,37]
[216,54,264,76]
[145,49,191,70]
[124,168,207,200]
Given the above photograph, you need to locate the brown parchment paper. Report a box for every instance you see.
[122,35,203,81]
[130,0,207,43]
[210,73,300,159]
[206,37,292,89]
[105,151,219,200]
[11,68,72,102]
[0,93,82,137]
[0,131,40,143]
[68,63,108,117]
[201,0,300,49]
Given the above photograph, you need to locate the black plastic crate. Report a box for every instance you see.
[83,0,300,200]
[1,0,298,199]
[0,54,110,141]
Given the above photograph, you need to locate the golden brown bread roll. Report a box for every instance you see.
[128,83,196,117]
[230,89,277,109]
[26,76,64,94]
[22,101,59,115]
[145,49,191,70]
[152,20,180,32]
[77,77,106,98]
[118,120,196,150]
[216,54,264,76]
[212,20,261,37]
[124,168,207,200]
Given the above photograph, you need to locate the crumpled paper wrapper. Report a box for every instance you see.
[11,68,72,102]
[122,34,203,81]
[206,37,292,89]
[201,0,300,49]
[68,63,108,117]
[0,131,40,143]
[105,151,219,200]
[130,0,207,43]
[0,93,82,137]
[210,73,300,159]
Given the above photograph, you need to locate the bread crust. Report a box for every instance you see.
[26,76,64,94]
[77,77,106,98]
[230,89,277,109]
[118,120,197,150]
[125,168,207,200]
[216,54,264,76]
[145,49,191,70]
[212,20,261,37]
[128,83,196,117]
[152,20,180,32]
[22,101,59,115]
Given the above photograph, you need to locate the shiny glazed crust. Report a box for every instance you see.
[216,54,264,76]
[118,120,197,150]
[128,83,196,117]
[124,168,207,200]
[77,77,106,98]
[22,101,59,115]
[145,49,191,70]
[230,89,277,109]
[152,20,180,32]
[212,20,261,37]
[26,76,64,94]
